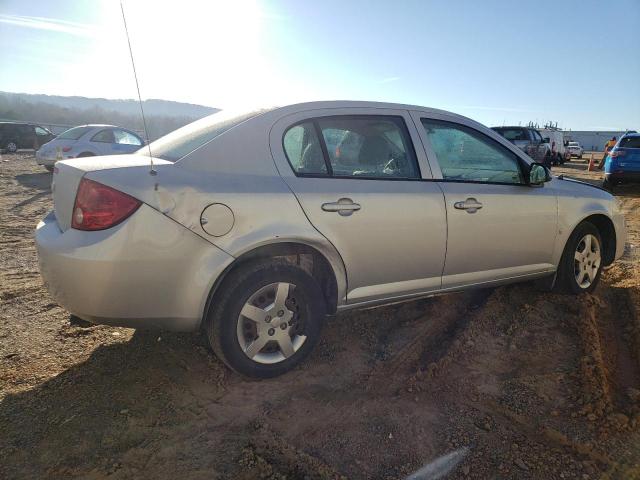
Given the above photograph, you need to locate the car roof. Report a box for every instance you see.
[621,133,640,138]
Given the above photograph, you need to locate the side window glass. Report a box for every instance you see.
[421,119,524,184]
[92,129,115,143]
[316,116,419,178]
[114,129,142,146]
[35,126,49,136]
[283,122,327,175]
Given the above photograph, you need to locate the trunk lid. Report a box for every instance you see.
[52,155,170,231]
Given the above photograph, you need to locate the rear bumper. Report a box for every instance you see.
[35,205,234,331]
[605,172,640,183]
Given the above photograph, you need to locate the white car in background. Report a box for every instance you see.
[567,141,584,158]
[36,125,144,171]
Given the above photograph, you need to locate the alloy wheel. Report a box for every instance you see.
[573,234,601,289]
[236,282,306,364]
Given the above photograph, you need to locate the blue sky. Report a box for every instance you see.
[0,0,638,130]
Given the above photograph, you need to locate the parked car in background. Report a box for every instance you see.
[36,101,626,378]
[603,133,640,191]
[567,141,584,158]
[36,124,144,171]
[539,128,568,165]
[491,126,553,166]
[0,121,56,153]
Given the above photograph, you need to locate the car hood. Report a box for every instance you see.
[552,174,611,199]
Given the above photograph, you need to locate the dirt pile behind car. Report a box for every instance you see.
[1,153,639,479]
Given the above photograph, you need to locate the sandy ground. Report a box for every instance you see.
[1,152,639,479]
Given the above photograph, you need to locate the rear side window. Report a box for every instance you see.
[283,115,420,179]
[114,129,142,146]
[58,126,91,140]
[145,109,269,162]
[91,129,115,143]
[619,136,640,148]
[422,119,524,184]
[494,128,527,141]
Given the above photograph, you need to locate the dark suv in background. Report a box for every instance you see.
[0,122,56,153]
[491,126,553,166]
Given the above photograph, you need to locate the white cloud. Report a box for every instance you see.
[0,14,102,38]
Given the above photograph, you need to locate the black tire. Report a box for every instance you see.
[5,141,18,153]
[204,261,326,378]
[554,222,604,294]
[543,152,552,168]
[602,178,614,193]
[77,152,95,158]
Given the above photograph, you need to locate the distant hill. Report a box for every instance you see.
[0,92,220,140]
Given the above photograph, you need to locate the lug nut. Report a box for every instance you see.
[268,328,275,336]
[277,310,284,317]
[280,323,287,330]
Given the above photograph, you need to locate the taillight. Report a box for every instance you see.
[610,150,626,158]
[62,146,72,152]
[71,178,141,231]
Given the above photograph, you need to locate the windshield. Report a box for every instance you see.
[141,109,270,162]
[619,136,640,148]
[57,126,91,140]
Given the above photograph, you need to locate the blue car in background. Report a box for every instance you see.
[35,124,144,171]
[603,133,640,191]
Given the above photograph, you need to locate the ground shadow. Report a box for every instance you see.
[15,172,52,192]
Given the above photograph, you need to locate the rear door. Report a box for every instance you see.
[412,112,557,288]
[271,108,447,305]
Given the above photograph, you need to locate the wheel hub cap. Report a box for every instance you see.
[573,234,601,288]
[236,282,306,364]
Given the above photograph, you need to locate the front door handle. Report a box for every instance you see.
[322,198,361,216]
[454,198,483,213]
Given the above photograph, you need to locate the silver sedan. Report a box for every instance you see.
[35,124,143,171]
[35,101,626,378]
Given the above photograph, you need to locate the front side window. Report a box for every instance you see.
[421,119,524,184]
[114,129,142,146]
[91,129,115,143]
[283,122,326,175]
[58,126,91,140]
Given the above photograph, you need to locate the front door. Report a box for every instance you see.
[415,114,557,288]
[272,109,447,305]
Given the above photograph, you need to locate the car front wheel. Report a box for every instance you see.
[5,141,18,153]
[205,261,326,378]
[555,222,603,294]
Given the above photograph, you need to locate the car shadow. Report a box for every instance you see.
[15,172,52,192]
[0,328,227,478]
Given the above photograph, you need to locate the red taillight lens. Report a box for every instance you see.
[71,178,141,231]
[62,146,72,152]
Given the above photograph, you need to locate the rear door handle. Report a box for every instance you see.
[454,198,483,213]
[322,198,361,216]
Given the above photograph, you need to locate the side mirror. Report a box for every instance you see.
[529,163,552,186]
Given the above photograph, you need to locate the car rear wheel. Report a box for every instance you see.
[555,222,603,294]
[77,152,95,158]
[5,141,18,153]
[204,261,326,378]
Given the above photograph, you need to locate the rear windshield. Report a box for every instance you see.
[57,126,91,140]
[141,109,270,162]
[619,136,640,148]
